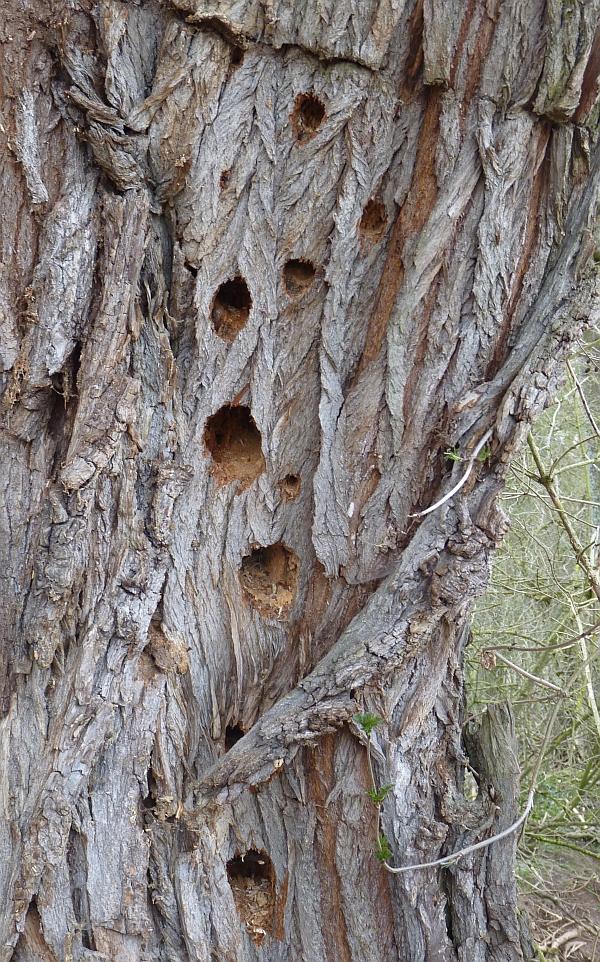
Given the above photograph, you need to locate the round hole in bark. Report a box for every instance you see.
[283,260,316,297]
[225,724,245,751]
[292,92,325,142]
[239,542,299,617]
[204,405,265,487]
[212,276,252,342]
[359,198,387,242]
[227,850,275,945]
[278,474,301,500]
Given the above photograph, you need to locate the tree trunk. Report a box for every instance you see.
[1,1,599,960]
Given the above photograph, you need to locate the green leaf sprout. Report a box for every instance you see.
[444,446,462,463]
[367,784,394,806]
[375,833,392,863]
[353,712,383,737]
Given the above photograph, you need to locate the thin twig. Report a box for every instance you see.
[489,652,565,694]
[528,434,600,605]
[381,790,535,874]
[482,620,600,655]
[548,433,598,475]
[572,605,600,743]
[566,359,600,439]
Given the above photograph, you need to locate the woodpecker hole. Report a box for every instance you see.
[212,276,252,342]
[227,850,276,945]
[292,92,325,143]
[283,260,316,297]
[239,543,299,617]
[230,45,244,67]
[359,199,387,242]
[204,405,265,487]
[278,474,301,500]
[225,724,245,751]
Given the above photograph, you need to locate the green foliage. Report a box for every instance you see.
[476,443,493,463]
[444,446,462,462]
[375,833,392,863]
[353,712,383,737]
[367,784,393,805]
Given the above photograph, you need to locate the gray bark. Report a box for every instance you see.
[1,1,599,961]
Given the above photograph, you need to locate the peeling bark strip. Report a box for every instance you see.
[0,2,599,961]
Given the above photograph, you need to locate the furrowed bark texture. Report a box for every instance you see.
[1,2,599,961]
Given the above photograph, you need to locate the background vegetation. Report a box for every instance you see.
[471,326,600,959]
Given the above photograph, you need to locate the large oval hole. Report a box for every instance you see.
[227,849,276,944]
[239,542,299,618]
[212,276,252,342]
[204,405,265,487]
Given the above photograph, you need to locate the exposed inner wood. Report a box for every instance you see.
[278,473,301,499]
[283,259,316,296]
[211,276,252,341]
[239,543,299,617]
[291,92,326,142]
[204,404,265,486]
[227,850,276,945]
[359,199,387,241]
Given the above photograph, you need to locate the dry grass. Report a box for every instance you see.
[520,851,600,961]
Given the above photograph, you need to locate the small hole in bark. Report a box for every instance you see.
[220,168,232,190]
[204,404,265,487]
[444,894,454,943]
[225,724,245,750]
[49,340,81,410]
[227,850,276,945]
[292,92,325,142]
[239,542,299,618]
[278,474,301,500]
[359,199,387,242]
[67,829,94,949]
[283,260,316,297]
[212,276,252,342]
[230,45,244,67]
[47,341,81,450]
[142,770,158,810]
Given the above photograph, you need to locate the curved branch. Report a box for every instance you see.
[410,430,493,519]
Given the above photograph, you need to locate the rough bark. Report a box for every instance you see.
[1,2,599,961]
